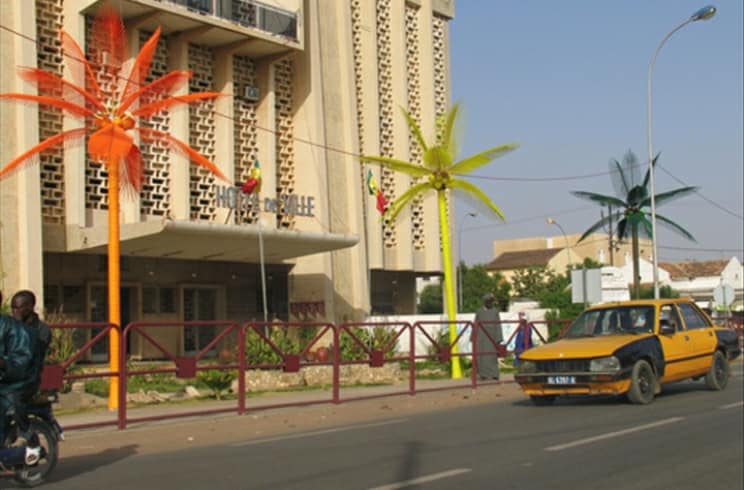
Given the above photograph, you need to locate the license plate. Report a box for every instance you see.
[547,376,576,385]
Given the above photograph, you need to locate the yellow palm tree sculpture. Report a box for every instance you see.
[362,104,518,378]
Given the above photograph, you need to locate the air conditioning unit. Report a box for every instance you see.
[243,85,260,101]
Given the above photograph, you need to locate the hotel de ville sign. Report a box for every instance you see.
[215,185,316,218]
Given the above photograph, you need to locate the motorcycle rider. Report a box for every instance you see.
[11,290,64,440]
[0,290,40,467]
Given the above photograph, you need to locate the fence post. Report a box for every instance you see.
[238,326,246,415]
[332,324,340,404]
[118,324,127,430]
[470,321,477,388]
[409,323,415,395]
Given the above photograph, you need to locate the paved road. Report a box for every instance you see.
[8,364,743,490]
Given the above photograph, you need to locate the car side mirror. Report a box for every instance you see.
[659,324,675,335]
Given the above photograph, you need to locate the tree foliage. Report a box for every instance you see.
[512,258,604,339]
[417,264,511,314]
[418,284,443,314]
[639,284,679,299]
[571,150,697,298]
[460,264,511,313]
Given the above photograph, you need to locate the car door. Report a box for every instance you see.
[677,302,717,374]
[656,304,695,381]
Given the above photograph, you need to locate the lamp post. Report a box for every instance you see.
[547,217,572,269]
[647,5,716,299]
[457,212,477,312]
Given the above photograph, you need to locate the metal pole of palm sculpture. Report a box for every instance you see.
[0,5,228,408]
[647,5,716,299]
[458,212,477,312]
[362,104,518,379]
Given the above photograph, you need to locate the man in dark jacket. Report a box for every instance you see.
[0,291,39,467]
[11,290,63,443]
[11,291,51,398]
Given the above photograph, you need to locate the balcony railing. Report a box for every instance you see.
[164,0,298,41]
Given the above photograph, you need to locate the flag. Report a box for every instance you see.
[366,169,378,196]
[376,191,388,214]
[240,160,262,194]
[366,170,387,214]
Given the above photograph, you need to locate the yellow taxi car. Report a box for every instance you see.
[515,298,741,405]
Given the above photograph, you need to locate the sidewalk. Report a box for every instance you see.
[57,374,517,431]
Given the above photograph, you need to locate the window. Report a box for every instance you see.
[43,285,61,313]
[678,303,710,330]
[62,285,84,313]
[160,288,176,313]
[660,305,684,332]
[142,286,177,314]
[142,287,158,314]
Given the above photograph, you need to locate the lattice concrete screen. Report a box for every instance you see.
[433,14,449,252]
[406,4,425,250]
[84,15,119,211]
[138,30,171,219]
[351,0,367,210]
[36,0,66,224]
[376,0,397,248]
[233,55,260,224]
[188,43,217,222]
[274,58,295,230]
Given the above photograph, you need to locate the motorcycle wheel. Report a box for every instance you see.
[13,419,58,488]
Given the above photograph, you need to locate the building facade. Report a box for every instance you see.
[488,232,653,282]
[0,0,456,357]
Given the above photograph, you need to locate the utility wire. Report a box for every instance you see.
[1,22,741,228]
[656,164,744,221]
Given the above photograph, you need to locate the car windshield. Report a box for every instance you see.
[563,305,655,338]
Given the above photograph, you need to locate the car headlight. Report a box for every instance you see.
[518,360,537,374]
[589,356,620,372]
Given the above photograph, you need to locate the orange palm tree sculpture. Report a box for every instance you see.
[0,5,228,408]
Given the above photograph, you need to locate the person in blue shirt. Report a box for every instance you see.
[513,312,534,367]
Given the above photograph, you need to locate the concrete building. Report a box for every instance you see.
[658,257,743,311]
[0,0,456,358]
[487,232,652,282]
[486,232,741,312]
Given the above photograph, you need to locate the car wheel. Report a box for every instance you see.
[627,360,656,405]
[530,395,556,406]
[704,351,729,391]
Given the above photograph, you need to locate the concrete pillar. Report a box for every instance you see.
[0,1,44,304]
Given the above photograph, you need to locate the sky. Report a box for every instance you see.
[449,0,743,266]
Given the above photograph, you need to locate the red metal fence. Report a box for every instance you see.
[42,315,741,431]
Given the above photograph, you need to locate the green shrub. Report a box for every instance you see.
[245,326,300,365]
[336,326,400,362]
[127,363,184,393]
[196,369,236,400]
[44,311,83,393]
[84,377,109,398]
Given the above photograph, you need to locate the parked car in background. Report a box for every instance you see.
[515,298,741,405]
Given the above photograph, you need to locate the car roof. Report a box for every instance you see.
[583,298,696,311]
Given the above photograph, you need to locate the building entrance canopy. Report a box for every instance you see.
[55,219,358,264]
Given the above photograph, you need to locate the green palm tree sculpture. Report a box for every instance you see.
[362,103,518,378]
[572,150,697,298]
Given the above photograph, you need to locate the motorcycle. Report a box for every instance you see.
[0,392,60,487]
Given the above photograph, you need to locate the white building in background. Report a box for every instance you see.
[658,257,743,311]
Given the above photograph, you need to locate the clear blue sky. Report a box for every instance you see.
[450,0,743,266]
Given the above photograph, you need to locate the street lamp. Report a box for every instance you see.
[647,5,716,299]
[547,217,572,269]
[458,212,477,312]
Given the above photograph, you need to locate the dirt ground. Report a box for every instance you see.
[61,383,525,458]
